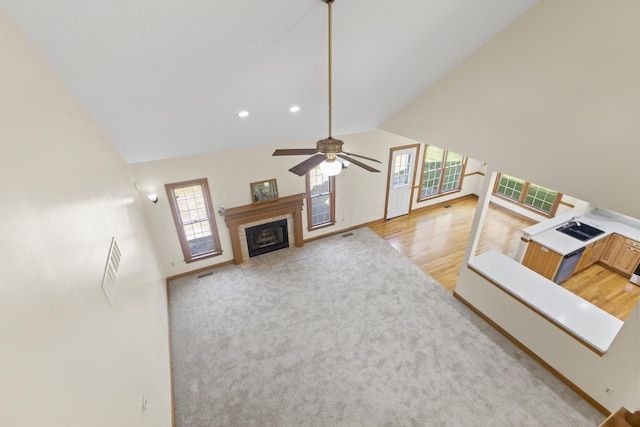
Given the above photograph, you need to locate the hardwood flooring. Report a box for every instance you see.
[368,195,640,321]
[564,264,640,321]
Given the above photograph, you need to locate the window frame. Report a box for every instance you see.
[492,173,562,218]
[165,178,223,263]
[417,145,467,202]
[305,166,336,231]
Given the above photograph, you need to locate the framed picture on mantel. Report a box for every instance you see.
[250,179,279,204]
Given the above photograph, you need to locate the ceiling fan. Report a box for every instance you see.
[272,0,381,177]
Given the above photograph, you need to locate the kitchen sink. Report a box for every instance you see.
[556,220,605,241]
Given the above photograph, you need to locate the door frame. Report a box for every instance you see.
[383,143,421,220]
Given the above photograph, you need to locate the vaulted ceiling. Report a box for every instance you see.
[1,0,536,163]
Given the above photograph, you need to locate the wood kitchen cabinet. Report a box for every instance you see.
[575,235,610,273]
[610,238,640,276]
[589,236,610,265]
[522,241,564,280]
[600,234,625,266]
[574,242,593,273]
[600,234,640,276]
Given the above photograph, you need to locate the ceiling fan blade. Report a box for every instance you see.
[337,154,381,173]
[273,148,318,156]
[288,154,327,176]
[342,151,382,164]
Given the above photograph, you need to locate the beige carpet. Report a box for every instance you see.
[168,227,604,426]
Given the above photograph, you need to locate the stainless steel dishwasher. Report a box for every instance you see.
[553,247,585,284]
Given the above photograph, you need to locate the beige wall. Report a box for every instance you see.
[382,0,640,220]
[131,130,424,277]
[382,0,640,412]
[7,0,636,419]
[0,9,171,425]
[131,131,490,278]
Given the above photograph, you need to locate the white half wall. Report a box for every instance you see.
[456,268,640,412]
[0,8,171,425]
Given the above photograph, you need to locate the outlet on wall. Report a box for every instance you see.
[604,386,613,395]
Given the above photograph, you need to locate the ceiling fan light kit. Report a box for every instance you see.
[272,0,381,177]
[319,157,342,176]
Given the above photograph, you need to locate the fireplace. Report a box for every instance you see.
[218,193,305,265]
[245,219,289,257]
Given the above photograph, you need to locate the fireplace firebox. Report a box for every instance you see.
[245,219,289,257]
[218,193,305,264]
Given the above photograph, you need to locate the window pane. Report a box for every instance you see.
[442,164,462,192]
[419,145,465,199]
[173,184,213,256]
[309,167,329,196]
[166,179,221,261]
[525,184,557,214]
[441,151,464,192]
[307,166,334,229]
[421,170,442,198]
[392,153,412,188]
[494,174,559,217]
[424,146,444,172]
[311,194,331,226]
[496,175,524,201]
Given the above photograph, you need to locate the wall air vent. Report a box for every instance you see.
[101,237,121,307]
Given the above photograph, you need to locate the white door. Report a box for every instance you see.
[386,146,418,219]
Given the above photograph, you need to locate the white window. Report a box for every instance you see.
[494,174,561,217]
[419,145,466,200]
[165,178,222,262]
[306,166,335,230]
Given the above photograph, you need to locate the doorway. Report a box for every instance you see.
[385,144,420,219]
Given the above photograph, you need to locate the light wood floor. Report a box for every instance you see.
[368,195,640,321]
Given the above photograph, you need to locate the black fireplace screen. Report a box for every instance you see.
[245,219,289,257]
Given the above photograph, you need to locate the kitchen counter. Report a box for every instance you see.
[525,209,640,256]
[468,250,624,354]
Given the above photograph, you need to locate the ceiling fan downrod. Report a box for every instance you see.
[271,0,381,176]
[325,0,334,139]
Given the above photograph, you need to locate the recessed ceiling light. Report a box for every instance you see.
[238,110,249,118]
[289,105,300,113]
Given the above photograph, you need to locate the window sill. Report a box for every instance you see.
[308,222,335,232]
[492,193,556,218]
[416,188,461,203]
[185,249,223,264]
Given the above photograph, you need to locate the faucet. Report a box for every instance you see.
[571,216,581,227]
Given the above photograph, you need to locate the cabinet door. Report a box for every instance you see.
[600,234,625,266]
[588,236,609,265]
[574,243,593,273]
[522,241,564,280]
[611,244,640,276]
